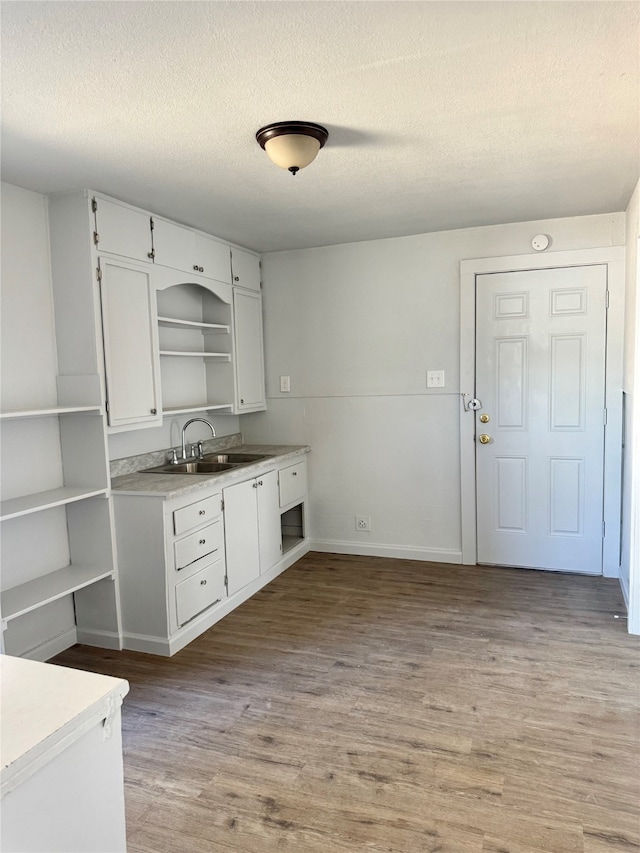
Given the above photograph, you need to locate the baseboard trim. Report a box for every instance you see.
[309,539,463,564]
[619,569,630,610]
[123,539,311,657]
[75,629,122,651]
[21,627,78,662]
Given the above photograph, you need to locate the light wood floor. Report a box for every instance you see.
[54,554,640,853]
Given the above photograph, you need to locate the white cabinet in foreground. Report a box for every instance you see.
[1,656,129,853]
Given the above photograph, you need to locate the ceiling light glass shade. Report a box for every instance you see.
[265,134,321,171]
[256,121,328,175]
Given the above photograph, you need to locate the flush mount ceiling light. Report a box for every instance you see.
[256,121,329,175]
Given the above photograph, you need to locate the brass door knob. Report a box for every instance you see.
[479,413,490,423]
[479,434,491,444]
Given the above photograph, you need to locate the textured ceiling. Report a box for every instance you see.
[1,1,638,253]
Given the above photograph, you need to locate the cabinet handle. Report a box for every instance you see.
[199,266,204,273]
[253,482,258,488]
[258,480,263,486]
[150,408,157,415]
[200,579,207,585]
[234,276,239,282]
[199,539,206,544]
[292,471,297,476]
[199,510,206,516]
[193,264,199,271]
[240,398,244,404]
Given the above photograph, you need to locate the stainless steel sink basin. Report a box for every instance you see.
[202,453,272,464]
[145,461,239,474]
[143,452,273,475]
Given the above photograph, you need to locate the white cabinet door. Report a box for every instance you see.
[152,218,195,273]
[233,289,266,412]
[231,248,261,291]
[257,470,282,574]
[223,478,260,596]
[93,197,152,264]
[195,234,232,284]
[153,219,232,283]
[99,257,161,428]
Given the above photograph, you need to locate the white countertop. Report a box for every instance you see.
[1,655,129,796]
[110,443,310,498]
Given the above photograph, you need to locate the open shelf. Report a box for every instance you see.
[0,487,109,522]
[157,316,229,334]
[162,403,233,416]
[1,564,114,622]
[0,405,102,420]
[159,350,231,361]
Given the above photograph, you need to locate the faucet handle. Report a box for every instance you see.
[166,448,178,465]
[196,441,204,459]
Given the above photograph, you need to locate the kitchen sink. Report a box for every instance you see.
[144,461,238,474]
[143,452,273,475]
[201,453,273,464]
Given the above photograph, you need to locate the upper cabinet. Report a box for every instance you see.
[93,197,153,264]
[231,248,261,291]
[99,257,161,428]
[152,218,232,284]
[233,288,266,412]
[47,190,266,428]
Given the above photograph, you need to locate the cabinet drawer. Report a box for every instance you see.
[176,558,226,627]
[173,494,221,535]
[279,461,306,508]
[174,520,222,570]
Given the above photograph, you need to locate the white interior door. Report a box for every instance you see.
[475,265,607,573]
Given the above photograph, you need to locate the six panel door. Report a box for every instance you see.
[475,265,607,573]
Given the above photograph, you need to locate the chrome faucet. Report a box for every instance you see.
[169,418,216,464]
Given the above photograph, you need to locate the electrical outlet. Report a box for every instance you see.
[280,375,291,393]
[427,370,445,388]
[355,516,371,531]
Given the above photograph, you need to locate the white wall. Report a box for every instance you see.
[621,179,640,630]
[0,183,77,656]
[243,212,625,562]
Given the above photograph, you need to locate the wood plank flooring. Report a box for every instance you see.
[53,554,640,853]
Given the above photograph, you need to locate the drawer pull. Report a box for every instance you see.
[200,579,207,585]
[199,539,206,545]
[199,510,206,516]
[292,471,297,476]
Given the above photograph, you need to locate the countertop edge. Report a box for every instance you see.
[110,445,310,499]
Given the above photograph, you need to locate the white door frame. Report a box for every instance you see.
[460,246,625,577]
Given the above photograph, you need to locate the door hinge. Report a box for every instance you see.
[93,231,99,246]
[105,400,110,413]
[602,520,606,538]
[150,216,154,231]
[96,266,102,282]
[224,575,228,586]
[603,407,608,425]
[221,499,225,511]
[91,197,98,213]
[606,290,610,309]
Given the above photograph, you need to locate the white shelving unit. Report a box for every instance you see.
[155,283,236,415]
[159,350,231,361]
[0,487,108,522]
[3,564,115,622]
[0,405,101,420]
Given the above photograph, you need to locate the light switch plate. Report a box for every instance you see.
[427,370,445,388]
[280,375,291,393]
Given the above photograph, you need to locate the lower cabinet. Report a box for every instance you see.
[112,454,308,656]
[223,470,281,595]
